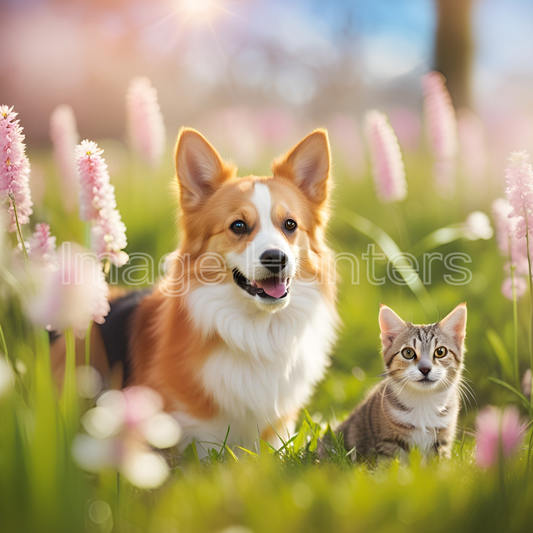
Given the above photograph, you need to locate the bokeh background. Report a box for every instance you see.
[2,0,532,423]
[2,0,533,155]
[3,2,533,533]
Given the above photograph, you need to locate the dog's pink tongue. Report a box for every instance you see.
[256,277,287,298]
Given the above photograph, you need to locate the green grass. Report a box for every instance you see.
[1,139,533,533]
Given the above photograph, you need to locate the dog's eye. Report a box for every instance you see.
[230,220,247,234]
[402,348,416,360]
[434,347,447,358]
[284,219,297,231]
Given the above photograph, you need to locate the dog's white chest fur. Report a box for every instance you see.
[175,280,336,454]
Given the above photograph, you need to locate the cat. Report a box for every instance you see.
[326,303,467,461]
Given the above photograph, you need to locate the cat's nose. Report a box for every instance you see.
[418,365,431,376]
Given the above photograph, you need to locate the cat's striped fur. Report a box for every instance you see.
[333,303,467,460]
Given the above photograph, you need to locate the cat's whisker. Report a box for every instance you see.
[458,379,476,406]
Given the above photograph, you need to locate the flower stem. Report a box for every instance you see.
[116,472,121,532]
[526,225,533,406]
[9,193,29,268]
[103,258,111,277]
[60,327,78,436]
[510,261,520,388]
[85,321,93,366]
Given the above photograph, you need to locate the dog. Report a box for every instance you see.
[52,128,338,455]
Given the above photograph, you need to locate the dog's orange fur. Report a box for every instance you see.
[52,128,336,440]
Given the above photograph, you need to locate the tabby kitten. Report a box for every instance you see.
[333,303,467,460]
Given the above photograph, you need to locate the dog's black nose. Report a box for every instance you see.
[418,365,431,376]
[260,249,287,274]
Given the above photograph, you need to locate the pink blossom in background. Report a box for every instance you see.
[28,223,57,268]
[501,276,527,300]
[364,110,407,203]
[457,108,488,182]
[72,386,181,489]
[76,140,128,267]
[492,197,530,273]
[505,151,533,240]
[50,105,79,211]
[328,114,365,178]
[126,77,166,167]
[389,108,421,152]
[422,72,458,197]
[26,243,110,335]
[475,406,525,468]
[492,198,530,299]
[0,105,33,232]
[492,198,516,255]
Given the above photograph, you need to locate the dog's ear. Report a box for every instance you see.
[175,128,236,210]
[272,129,331,205]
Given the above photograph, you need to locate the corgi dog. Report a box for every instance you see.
[52,128,338,455]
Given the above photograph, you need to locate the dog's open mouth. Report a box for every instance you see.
[233,269,290,300]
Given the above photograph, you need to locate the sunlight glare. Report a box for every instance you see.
[179,0,220,23]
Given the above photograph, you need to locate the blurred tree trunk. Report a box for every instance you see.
[434,0,474,108]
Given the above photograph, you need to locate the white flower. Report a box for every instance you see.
[25,242,110,336]
[464,211,494,241]
[72,386,181,489]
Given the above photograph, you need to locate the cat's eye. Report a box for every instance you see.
[284,219,297,231]
[434,347,447,358]
[401,348,416,360]
[230,220,247,234]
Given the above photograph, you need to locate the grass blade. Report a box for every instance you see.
[339,209,435,317]
[488,377,533,413]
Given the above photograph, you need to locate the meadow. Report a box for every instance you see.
[1,80,533,533]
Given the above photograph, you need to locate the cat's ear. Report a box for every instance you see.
[439,303,467,346]
[175,128,236,211]
[379,305,406,350]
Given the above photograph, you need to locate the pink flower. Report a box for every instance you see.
[28,222,57,268]
[475,405,525,468]
[422,72,458,197]
[501,276,527,300]
[126,77,166,167]
[492,198,530,295]
[364,110,407,203]
[0,105,33,232]
[72,386,181,489]
[76,140,128,267]
[25,243,110,335]
[505,151,533,240]
[492,198,516,255]
[50,105,79,212]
